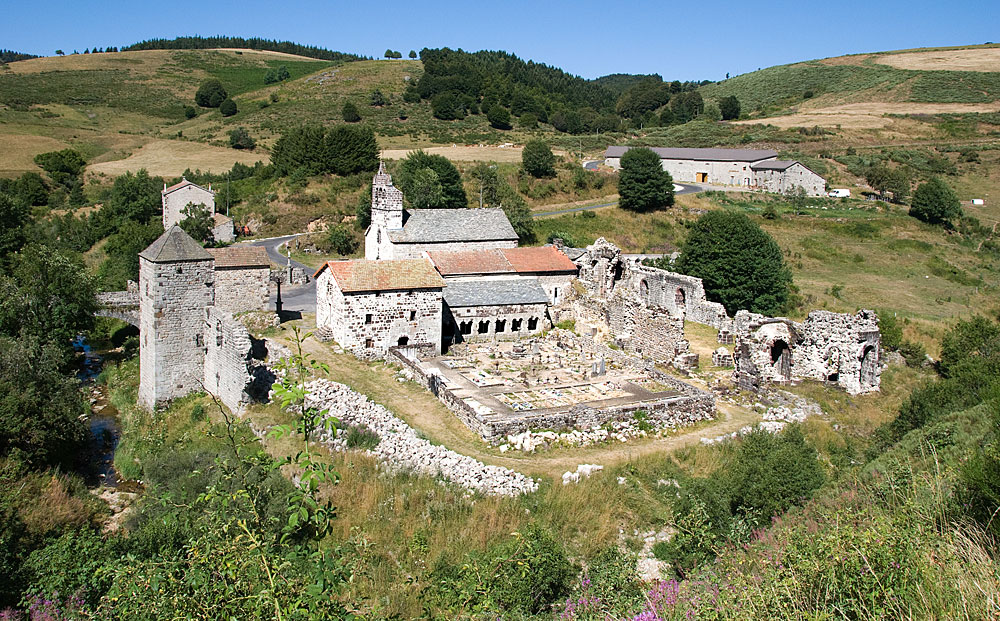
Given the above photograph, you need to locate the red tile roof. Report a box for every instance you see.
[315,259,445,293]
[502,246,578,274]
[207,246,270,269]
[425,249,515,276]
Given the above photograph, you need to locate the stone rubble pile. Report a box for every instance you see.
[699,393,822,445]
[303,379,538,496]
[561,464,603,485]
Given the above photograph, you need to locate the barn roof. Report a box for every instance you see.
[387,208,518,244]
[751,159,798,171]
[443,279,549,307]
[315,259,445,293]
[139,225,212,263]
[206,246,269,269]
[604,146,778,162]
[162,177,215,196]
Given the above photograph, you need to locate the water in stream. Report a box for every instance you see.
[73,335,121,488]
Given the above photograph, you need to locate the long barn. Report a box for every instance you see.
[604,146,825,196]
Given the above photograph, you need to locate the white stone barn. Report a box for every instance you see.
[365,163,518,260]
[603,146,826,196]
[314,258,446,359]
[162,178,236,243]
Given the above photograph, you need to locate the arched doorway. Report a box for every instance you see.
[770,339,791,381]
[860,346,877,387]
[397,336,409,347]
[675,288,686,310]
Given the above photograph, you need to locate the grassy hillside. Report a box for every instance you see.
[700,44,1000,119]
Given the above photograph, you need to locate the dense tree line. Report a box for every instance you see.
[123,36,366,62]
[271,124,378,177]
[0,50,38,63]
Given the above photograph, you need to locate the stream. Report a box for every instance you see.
[73,335,121,488]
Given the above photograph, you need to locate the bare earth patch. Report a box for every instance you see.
[875,48,1000,72]
[733,101,1000,128]
[381,144,528,162]
[87,139,268,177]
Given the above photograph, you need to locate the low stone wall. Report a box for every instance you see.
[203,307,255,413]
[304,379,537,496]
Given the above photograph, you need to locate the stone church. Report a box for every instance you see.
[316,164,578,359]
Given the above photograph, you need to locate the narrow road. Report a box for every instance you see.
[533,183,701,217]
[241,234,317,313]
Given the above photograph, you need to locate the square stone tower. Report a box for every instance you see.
[138,225,215,410]
[365,162,404,260]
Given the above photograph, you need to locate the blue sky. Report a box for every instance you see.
[3,0,996,80]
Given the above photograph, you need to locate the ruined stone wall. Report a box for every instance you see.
[213,266,270,314]
[138,257,214,410]
[536,273,575,306]
[448,302,549,342]
[203,307,254,412]
[626,264,729,328]
[732,309,881,395]
[324,287,443,360]
[162,185,215,230]
[609,296,689,363]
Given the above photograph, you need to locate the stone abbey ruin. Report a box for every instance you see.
[106,166,882,475]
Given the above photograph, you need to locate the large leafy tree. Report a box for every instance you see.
[718,95,741,121]
[323,125,378,175]
[909,177,961,226]
[94,169,162,236]
[397,151,467,209]
[0,192,30,261]
[195,79,228,108]
[676,210,792,315]
[179,202,215,244]
[865,164,910,203]
[618,147,674,212]
[521,140,556,178]
[97,220,164,290]
[470,163,534,243]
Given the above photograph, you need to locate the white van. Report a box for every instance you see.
[828,189,851,198]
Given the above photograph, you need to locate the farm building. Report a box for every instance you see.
[205,246,271,314]
[604,146,826,196]
[161,178,236,243]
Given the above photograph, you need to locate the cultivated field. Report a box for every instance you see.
[876,47,1000,72]
[731,101,1000,129]
[86,139,268,177]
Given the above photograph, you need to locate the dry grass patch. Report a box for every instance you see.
[732,101,1000,129]
[0,132,69,176]
[381,144,530,162]
[86,138,268,177]
[875,48,1000,72]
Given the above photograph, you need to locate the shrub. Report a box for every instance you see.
[218,98,237,117]
[430,92,466,120]
[194,79,227,108]
[546,230,582,248]
[183,105,197,119]
[719,95,741,120]
[228,127,255,150]
[877,311,903,351]
[519,112,538,129]
[344,425,379,450]
[341,101,361,123]
[327,225,359,256]
[522,139,556,178]
[369,89,386,107]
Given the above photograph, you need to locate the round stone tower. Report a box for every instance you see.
[138,225,215,410]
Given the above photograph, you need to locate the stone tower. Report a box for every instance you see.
[365,161,404,259]
[138,225,215,410]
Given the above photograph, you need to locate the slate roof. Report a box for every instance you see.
[605,146,778,162]
[139,225,212,263]
[502,246,578,274]
[315,259,445,293]
[443,279,549,307]
[426,249,515,276]
[207,246,270,269]
[751,159,798,171]
[387,208,518,244]
[162,178,215,196]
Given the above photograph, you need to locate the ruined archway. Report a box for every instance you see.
[397,336,409,347]
[675,287,686,310]
[825,347,841,383]
[639,279,649,300]
[770,339,791,381]
[860,346,877,388]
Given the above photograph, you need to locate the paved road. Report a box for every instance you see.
[533,183,701,217]
[242,234,317,313]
